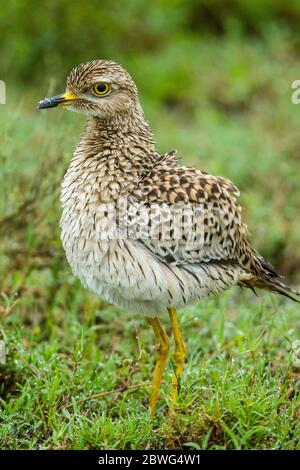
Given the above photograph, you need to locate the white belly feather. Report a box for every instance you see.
[60,203,246,317]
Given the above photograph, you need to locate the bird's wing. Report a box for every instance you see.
[128,164,260,273]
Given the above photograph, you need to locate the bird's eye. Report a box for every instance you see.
[92,82,110,96]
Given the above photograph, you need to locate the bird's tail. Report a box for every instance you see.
[242,255,300,302]
[251,277,300,302]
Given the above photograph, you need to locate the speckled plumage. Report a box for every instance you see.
[46,59,297,317]
[38,59,299,418]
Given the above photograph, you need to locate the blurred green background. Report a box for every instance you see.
[2,0,300,83]
[0,0,300,450]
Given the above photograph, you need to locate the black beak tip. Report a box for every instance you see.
[37,98,53,110]
[37,93,75,110]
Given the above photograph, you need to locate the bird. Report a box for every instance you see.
[38,59,299,419]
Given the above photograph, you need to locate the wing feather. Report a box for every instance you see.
[129,158,258,273]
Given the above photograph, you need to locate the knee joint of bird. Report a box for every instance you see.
[172,349,185,365]
[174,339,186,355]
[158,337,170,354]
[180,339,187,355]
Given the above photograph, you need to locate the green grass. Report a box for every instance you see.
[0,291,299,449]
[0,29,300,449]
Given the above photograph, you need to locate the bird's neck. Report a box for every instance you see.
[64,110,158,201]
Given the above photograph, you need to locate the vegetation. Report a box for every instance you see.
[0,1,299,449]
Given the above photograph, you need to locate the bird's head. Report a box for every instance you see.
[38,59,140,118]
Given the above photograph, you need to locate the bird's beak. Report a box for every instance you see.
[37,90,78,109]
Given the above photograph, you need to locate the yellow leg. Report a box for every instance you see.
[168,307,186,415]
[146,317,170,419]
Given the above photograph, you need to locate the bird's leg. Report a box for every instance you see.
[146,317,170,419]
[168,307,186,415]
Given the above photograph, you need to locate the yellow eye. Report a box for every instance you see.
[92,82,110,96]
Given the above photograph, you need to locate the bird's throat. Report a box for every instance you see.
[64,113,158,202]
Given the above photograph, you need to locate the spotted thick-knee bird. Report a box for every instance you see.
[38,60,299,418]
